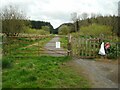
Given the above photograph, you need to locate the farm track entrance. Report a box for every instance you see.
[44,36,67,56]
[2,35,68,58]
[2,34,119,59]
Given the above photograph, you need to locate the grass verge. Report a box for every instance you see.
[2,56,90,88]
[2,35,90,88]
[3,36,52,57]
[60,36,68,50]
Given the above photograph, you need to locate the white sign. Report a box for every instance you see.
[56,42,60,48]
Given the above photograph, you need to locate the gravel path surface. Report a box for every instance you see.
[72,58,118,88]
[44,36,119,88]
[44,36,67,56]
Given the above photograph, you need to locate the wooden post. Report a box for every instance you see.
[38,41,39,56]
[93,38,96,58]
[67,34,72,56]
[89,38,92,58]
[87,37,90,57]
[78,37,80,57]
[85,37,87,57]
[81,38,84,57]
[99,34,106,59]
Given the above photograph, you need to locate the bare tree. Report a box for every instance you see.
[81,12,88,20]
[1,5,28,36]
[96,13,102,18]
[71,12,77,22]
[91,13,96,18]
[71,12,79,32]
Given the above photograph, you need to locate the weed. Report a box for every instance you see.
[2,57,12,69]
[2,56,90,88]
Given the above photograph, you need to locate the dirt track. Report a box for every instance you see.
[69,58,119,88]
[44,36,67,56]
[44,36,119,88]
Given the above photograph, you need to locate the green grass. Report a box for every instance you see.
[2,35,90,88]
[11,37,51,57]
[3,36,52,57]
[3,37,46,51]
[2,56,90,88]
[60,36,68,50]
[79,23,113,36]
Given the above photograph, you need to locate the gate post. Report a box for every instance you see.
[99,34,106,59]
[67,34,72,56]
[38,40,39,56]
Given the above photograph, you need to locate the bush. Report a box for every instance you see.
[2,58,12,69]
[19,68,30,75]
[38,30,50,35]
[2,5,28,36]
[24,28,50,35]
[107,45,118,59]
[58,25,70,35]
[80,23,112,36]
[28,75,37,81]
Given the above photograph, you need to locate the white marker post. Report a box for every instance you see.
[56,42,60,48]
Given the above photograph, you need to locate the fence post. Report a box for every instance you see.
[99,34,106,59]
[38,41,39,56]
[67,34,72,56]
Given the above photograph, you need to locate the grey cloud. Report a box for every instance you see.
[41,11,70,21]
[1,0,119,28]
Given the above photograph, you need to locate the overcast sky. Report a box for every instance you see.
[1,0,119,28]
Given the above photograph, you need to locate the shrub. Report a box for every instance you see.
[79,23,112,36]
[28,75,37,81]
[38,30,50,35]
[2,58,12,69]
[58,25,70,35]
[19,68,29,75]
[24,28,50,35]
[107,45,119,59]
[2,5,28,36]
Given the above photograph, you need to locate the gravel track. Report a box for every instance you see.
[44,36,67,56]
[72,58,119,88]
[44,36,119,88]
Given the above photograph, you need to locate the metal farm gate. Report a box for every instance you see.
[2,35,68,58]
[2,34,119,59]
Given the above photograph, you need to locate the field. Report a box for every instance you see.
[3,35,52,57]
[2,56,90,88]
[60,36,68,50]
[2,35,90,88]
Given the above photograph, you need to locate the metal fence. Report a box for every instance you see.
[2,35,67,58]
